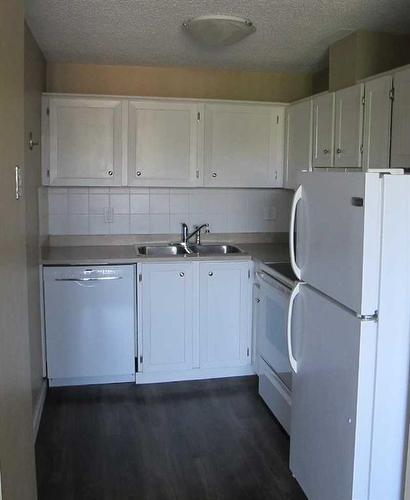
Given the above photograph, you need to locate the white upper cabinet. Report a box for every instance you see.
[362,75,393,170]
[204,103,284,188]
[284,99,312,189]
[199,261,252,369]
[334,84,365,169]
[45,97,125,186]
[128,100,201,187]
[391,68,410,168]
[312,93,335,168]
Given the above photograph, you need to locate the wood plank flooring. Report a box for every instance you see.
[36,376,306,500]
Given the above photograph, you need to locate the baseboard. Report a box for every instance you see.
[135,365,255,384]
[33,379,47,441]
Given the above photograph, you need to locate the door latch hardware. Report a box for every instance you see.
[28,132,39,150]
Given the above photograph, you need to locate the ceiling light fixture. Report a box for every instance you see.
[182,15,256,47]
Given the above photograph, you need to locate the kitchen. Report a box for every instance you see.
[2,1,410,499]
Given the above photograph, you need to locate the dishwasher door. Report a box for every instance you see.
[43,265,136,387]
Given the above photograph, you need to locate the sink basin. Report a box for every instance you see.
[188,244,243,255]
[137,245,188,256]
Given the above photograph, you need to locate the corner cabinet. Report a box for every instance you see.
[136,260,253,383]
[43,97,126,186]
[362,75,393,170]
[203,103,284,187]
[391,68,410,168]
[284,99,312,189]
[128,100,202,187]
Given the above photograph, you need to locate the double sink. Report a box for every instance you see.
[137,243,243,257]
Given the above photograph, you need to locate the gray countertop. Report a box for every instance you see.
[41,242,290,266]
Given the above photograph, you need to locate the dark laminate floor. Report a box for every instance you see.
[36,376,306,500]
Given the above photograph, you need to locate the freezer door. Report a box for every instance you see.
[290,285,377,500]
[294,171,381,314]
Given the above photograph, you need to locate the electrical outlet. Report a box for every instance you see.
[104,207,114,223]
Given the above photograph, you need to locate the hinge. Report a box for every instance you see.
[276,115,279,124]
[46,169,50,178]
[389,87,395,101]
[248,269,251,279]
[246,347,250,357]
[197,111,201,122]
[360,144,364,155]
[196,170,200,179]
[139,273,142,282]
[362,96,365,106]
[46,107,50,116]
[139,355,143,364]
[357,311,378,322]
[135,357,138,371]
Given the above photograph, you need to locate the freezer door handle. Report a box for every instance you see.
[289,185,302,280]
[287,283,300,373]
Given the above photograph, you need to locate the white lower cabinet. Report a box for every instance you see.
[137,260,253,383]
[199,261,252,369]
[139,262,197,373]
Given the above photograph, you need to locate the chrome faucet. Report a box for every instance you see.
[181,223,210,246]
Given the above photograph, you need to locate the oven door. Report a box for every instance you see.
[255,270,293,391]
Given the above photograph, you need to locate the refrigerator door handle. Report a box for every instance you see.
[287,282,300,373]
[290,185,302,280]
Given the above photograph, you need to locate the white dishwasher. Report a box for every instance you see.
[43,265,136,387]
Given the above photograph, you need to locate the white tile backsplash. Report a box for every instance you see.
[46,187,292,235]
[130,194,149,213]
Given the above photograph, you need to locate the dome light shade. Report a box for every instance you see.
[182,15,256,47]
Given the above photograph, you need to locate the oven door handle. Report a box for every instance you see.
[289,185,302,280]
[287,282,300,373]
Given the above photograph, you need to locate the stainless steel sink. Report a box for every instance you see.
[137,245,188,256]
[188,244,243,255]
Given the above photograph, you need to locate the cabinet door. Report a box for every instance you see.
[199,261,252,368]
[334,84,364,169]
[391,68,410,168]
[48,97,124,186]
[312,93,335,168]
[284,99,312,189]
[128,100,201,187]
[363,75,393,170]
[140,263,197,372]
[204,103,284,187]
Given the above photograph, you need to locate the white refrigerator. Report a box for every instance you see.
[287,171,410,500]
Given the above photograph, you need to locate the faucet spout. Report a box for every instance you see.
[180,223,209,246]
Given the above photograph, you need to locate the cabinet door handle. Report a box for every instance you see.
[323,148,329,154]
[336,148,342,154]
[179,272,184,277]
[136,171,142,177]
[108,170,113,176]
[208,272,213,277]
[255,298,260,303]
[211,172,217,178]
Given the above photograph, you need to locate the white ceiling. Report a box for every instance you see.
[25,0,410,73]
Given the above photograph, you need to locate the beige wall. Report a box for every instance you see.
[0,1,37,498]
[47,62,312,102]
[329,32,358,91]
[329,30,410,91]
[24,23,46,420]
